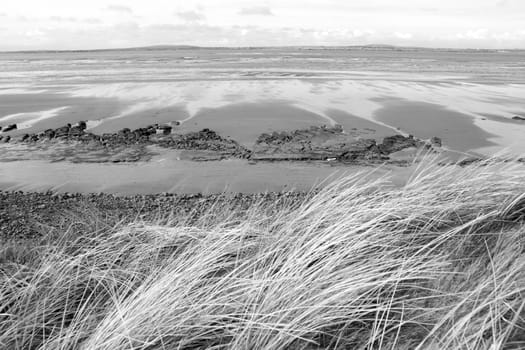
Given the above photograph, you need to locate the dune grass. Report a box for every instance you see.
[1,157,525,349]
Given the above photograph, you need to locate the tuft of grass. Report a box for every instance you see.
[1,157,525,349]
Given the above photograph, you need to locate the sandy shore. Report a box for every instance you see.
[1,51,524,198]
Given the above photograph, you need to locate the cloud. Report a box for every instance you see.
[456,29,489,40]
[50,16,76,22]
[106,5,133,14]
[49,16,102,24]
[175,10,206,22]
[238,6,274,16]
[496,0,517,6]
[394,32,414,40]
[82,18,103,24]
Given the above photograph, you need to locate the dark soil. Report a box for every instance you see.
[0,191,307,241]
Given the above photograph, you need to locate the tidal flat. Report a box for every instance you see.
[1,47,525,194]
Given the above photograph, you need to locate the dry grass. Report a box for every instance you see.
[1,157,525,349]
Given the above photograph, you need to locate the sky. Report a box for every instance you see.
[0,0,524,50]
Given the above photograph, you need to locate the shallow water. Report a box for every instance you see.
[0,156,413,195]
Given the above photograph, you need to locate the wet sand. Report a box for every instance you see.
[325,109,397,141]
[90,105,189,134]
[0,92,125,135]
[2,80,525,157]
[374,99,497,153]
[478,113,525,125]
[1,49,525,197]
[177,102,331,146]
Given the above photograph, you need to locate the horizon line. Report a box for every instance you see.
[1,44,525,54]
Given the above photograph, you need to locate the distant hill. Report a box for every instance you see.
[0,45,203,54]
[2,44,524,54]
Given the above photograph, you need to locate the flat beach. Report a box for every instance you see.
[1,47,525,194]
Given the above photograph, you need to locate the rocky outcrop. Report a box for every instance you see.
[11,123,249,162]
[3,122,440,164]
[250,125,437,162]
[157,129,249,158]
[17,122,178,146]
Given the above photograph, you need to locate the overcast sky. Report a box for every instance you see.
[1,0,524,50]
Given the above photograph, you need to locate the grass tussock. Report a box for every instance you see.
[1,157,525,349]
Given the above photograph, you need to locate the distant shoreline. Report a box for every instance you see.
[2,44,525,54]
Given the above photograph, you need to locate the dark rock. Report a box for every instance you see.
[252,126,436,163]
[44,129,56,139]
[69,126,84,137]
[457,157,483,167]
[252,125,382,162]
[512,115,525,121]
[158,125,173,135]
[118,128,131,136]
[3,124,17,133]
[77,121,87,130]
[3,136,11,143]
[55,125,71,138]
[378,135,424,154]
[21,134,30,142]
[430,137,442,147]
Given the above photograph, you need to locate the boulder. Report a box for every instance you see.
[3,124,17,133]
[118,128,131,136]
[3,136,10,143]
[512,115,525,121]
[77,121,87,130]
[158,125,173,135]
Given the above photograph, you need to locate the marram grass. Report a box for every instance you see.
[1,157,525,349]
